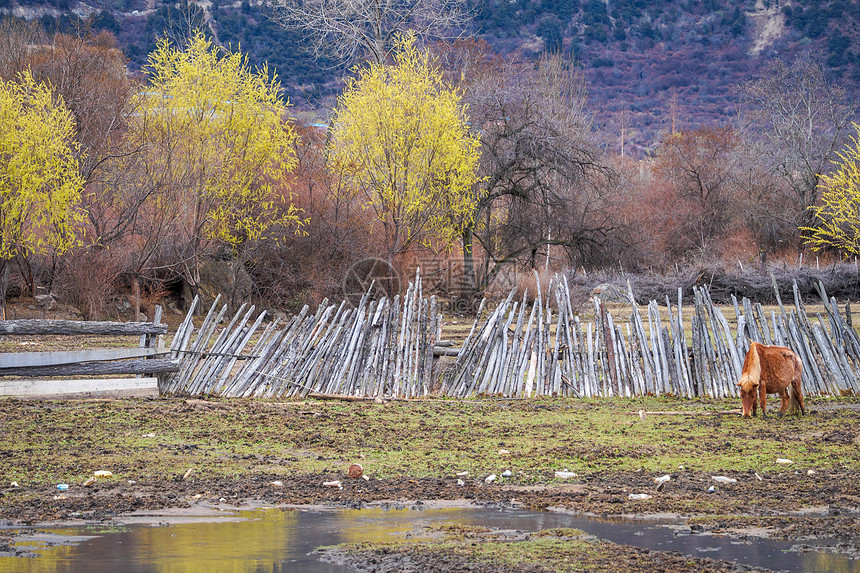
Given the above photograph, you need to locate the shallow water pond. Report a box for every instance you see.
[1,505,858,572]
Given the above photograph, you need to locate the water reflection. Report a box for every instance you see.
[1,507,857,573]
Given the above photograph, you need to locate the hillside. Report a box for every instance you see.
[499,0,860,154]
[2,0,859,154]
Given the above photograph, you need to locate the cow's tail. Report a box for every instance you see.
[786,354,803,416]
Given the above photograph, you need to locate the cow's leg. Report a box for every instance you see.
[778,388,789,416]
[793,378,806,415]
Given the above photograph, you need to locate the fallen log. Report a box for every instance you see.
[433,346,461,357]
[308,392,379,402]
[631,410,741,416]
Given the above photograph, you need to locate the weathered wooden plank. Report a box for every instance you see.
[187,304,255,395]
[0,319,167,336]
[0,359,178,377]
[141,306,164,350]
[677,288,693,396]
[211,310,268,394]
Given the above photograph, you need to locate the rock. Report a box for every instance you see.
[485,474,497,484]
[501,470,512,477]
[195,258,254,309]
[707,485,716,493]
[776,458,793,464]
[347,463,364,479]
[712,476,736,484]
[165,299,184,315]
[591,283,629,303]
[269,481,284,487]
[498,449,510,456]
[455,471,468,477]
[628,493,652,500]
[554,471,578,479]
[10,482,18,488]
[807,469,816,475]
[457,479,465,486]
[654,474,671,485]
[34,294,55,310]
[323,480,343,489]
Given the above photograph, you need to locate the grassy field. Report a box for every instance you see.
[0,395,856,486]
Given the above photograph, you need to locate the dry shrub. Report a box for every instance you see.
[493,268,554,303]
[564,262,860,307]
[60,248,126,319]
[247,122,382,310]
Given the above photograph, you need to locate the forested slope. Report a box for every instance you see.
[3,0,859,152]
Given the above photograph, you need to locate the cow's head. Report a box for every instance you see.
[737,374,759,418]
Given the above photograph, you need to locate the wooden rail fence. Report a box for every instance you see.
[159,271,860,400]
[0,306,171,396]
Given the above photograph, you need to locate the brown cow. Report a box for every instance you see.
[736,342,806,418]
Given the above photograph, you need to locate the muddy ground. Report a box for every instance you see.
[0,396,858,571]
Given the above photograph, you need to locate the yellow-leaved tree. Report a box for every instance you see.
[0,71,84,318]
[131,31,304,301]
[802,123,860,256]
[327,34,481,258]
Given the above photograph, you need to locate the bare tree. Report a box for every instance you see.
[268,0,472,65]
[740,52,856,232]
[436,41,612,295]
[653,127,741,259]
[30,31,136,192]
[732,142,798,269]
[0,18,44,80]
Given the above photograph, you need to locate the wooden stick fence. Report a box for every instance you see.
[160,271,440,399]
[160,271,860,399]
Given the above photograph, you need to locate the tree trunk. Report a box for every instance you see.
[461,227,477,298]
[0,259,8,320]
[133,276,141,321]
[15,254,36,297]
